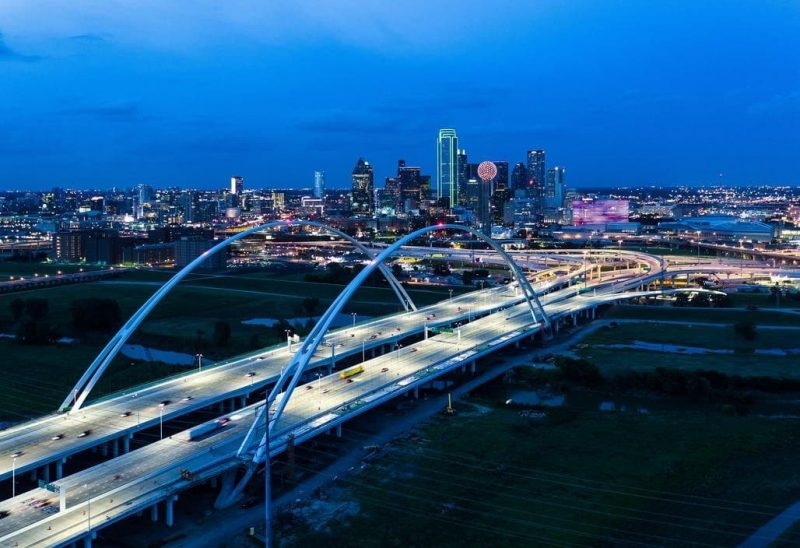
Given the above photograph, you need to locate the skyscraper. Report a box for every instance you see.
[511,162,528,196]
[436,129,458,207]
[526,150,545,206]
[230,176,244,195]
[351,158,374,215]
[490,161,510,223]
[544,166,566,210]
[313,171,326,199]
[456,149,469,206]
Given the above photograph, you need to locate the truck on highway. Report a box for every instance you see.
[188,418,230,441]
[339,365,364,380]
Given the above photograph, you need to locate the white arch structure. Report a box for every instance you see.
[236,224,550,468]
[59,219,417,413]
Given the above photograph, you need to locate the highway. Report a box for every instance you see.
[0,253,667,547]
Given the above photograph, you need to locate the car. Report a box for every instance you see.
[113,474,123,480]
[369,334,377,340]
[77,430,91,438]
[32,499,50,509]
[381,367,389,373]
[246,371,256,378]
[257,356,266,361]
[182,396,193,402]
[346,378,354,383]
[159,400,171,407]
[306,385,313,390]
[11,451,23,458]
[50,434,64,441]
[410,347,418,353]
[120,410,132,417]
[0,510,9,519]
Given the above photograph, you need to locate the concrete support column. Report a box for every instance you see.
[210,476,218,489]
[336,424,342,438]
[413,386,419,399]
[101,443,108,457]
[370,348,376,359]
[55,458,64,480]
[42,463,50,483]
[165,496,176,527]
[470,360,476,374]
[112,438,119,458]
[30,469,37,481]
[240,396,247,408]
[515,340,520,349]
[83,532,95,548]
[122,433,131,454]
[150,502,159,522]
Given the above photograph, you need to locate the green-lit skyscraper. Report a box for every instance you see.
[436,129,458,207]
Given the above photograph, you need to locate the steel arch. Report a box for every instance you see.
[237,223,550,463]
[60,219,417,413]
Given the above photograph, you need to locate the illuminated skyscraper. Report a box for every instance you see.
[511,162,528,195]
[436,129,458,207]
[456,149,469,206]
[230,176,244,195]
[313,171,326,199]
[351,158,374,215]
[526,149,545,208]
[545,166,566,209]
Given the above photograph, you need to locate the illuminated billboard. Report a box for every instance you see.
[572,200,630,225]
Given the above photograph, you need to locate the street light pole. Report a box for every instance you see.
[362,340,366,362]
[351,312,357,327]
[11,457,16,499]
[449,289,453,301]
[285,330,292,352]
[197,353,203,373]
[159,407,164,440]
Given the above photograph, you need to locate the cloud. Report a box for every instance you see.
[68,33,111,42]
[0,32,41,62]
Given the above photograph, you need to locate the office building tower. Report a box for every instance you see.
[490,161,510,223]
[545,166,566,209]
[313,171,326,199]
[526,149,546,205]
[179,191,198,223]
[436,129,458,207]
[176,237,226,271]
[456,149,469,206]
[398,160,426,212]
[351,157,374,215]
[230,176,244,195]
[134,184,154,219]
[511,162,528,195]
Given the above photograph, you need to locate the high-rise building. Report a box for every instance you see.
[490,161,510,223]
[511,162,528,195]
[351,157,374,215]
[545,166,566,209]
[230,176,244,195]
[526,150,546,205]
[179,191,198,223]
[456,149,469,206]
[176,237,226,271]
[313,171,326,199]
[436,129,458,207]
[134,184,154,219]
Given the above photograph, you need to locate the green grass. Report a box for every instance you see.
[584,323,800,350]
[607,304,800,326]
[286,399,800,547]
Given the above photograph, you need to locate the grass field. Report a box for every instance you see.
[607,304,800,326]
[286,397,800,547]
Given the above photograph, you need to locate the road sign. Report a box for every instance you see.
[430,326,453,334]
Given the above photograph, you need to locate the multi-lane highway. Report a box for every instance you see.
[0,248,697,546]
[0,252,667,546]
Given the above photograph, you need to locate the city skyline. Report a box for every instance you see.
[1,1,798,190]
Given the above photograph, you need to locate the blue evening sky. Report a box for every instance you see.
[0,1,798,190]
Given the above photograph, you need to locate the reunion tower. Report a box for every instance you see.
[477,161,497,236]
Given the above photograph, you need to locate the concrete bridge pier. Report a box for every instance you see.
[55,458,64,480]
[213,469,240,509]
[122,433,131,454]
[413,386,419,399]
[42,463,50,483]
[101,443,108,457]
[150,501,159,522]
[470,360,476,374]
[336,424,342,437]
[112,438,119,458]
[82,531,96,548]
[165,495,178,527]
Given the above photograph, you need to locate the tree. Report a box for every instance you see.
[71,298,122,330]
[24,298,49,321]
[302,297,320,316]
[213,320,231,347]
[9,298,24,322]
[733,321,757,341]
